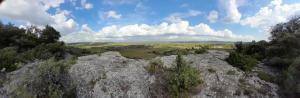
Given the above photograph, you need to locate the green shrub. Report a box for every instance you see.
[257,71,274,83]
[194,48,207,54]
[66,46,91,56]
[145,59,164,75]
[282,56,300,98]
[18,58,76,98]
[226,52,258,71]
[167,55,202,97]
[163,49,189,56]
[0,47,19,72]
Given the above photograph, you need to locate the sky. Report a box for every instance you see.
[0,0,300,42]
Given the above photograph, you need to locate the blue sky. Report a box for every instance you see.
[0,0,300,42]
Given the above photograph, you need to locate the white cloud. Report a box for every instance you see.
[51,11,78,35]
[180,3,189,8]
[240,0,300,32]
[0,0,78,35]
[101,10,122,19]
[165,10,201,23]
[81,0,93,9]
[62,20,254,42]
[207,10,218,23]
[41,0,65,9]
[102,0,139,5]
[219,0,242,23]
[0,0,54,25]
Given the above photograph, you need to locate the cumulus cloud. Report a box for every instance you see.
[41,0,65,9]
[0,0,77,35]
[240,0,300,32]
[207,10,218,23]
[62,20,254,42]
[80,0,93,9]
[164,10,202,23]
[101,10,122,19]
[219,0,241,23]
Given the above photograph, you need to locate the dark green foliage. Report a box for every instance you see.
[226,52,258,71]
[235,42,243,53]
[40,25,61,44]
[162,49,190,56]
[282,56,300,98]
[0,22,88,72]
[234,40,268,61]
[0,47,19,72]
[167,55,202,97]
[257,71,275,83]
[265,17,300,68]
[194,48,207,54]
[65,46,91,57]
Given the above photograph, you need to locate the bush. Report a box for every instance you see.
[194,48,207,54]
[0,47,19,72]
[264,57,293,69]
[257,71,275,83]
[145,59,164,75]
[282,56,300,98]
[226,52,258,71]
[17,58,76,98]
[167,55,202,97]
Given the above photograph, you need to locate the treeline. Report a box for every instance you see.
[227,17,300,98]
[0,22,89,72]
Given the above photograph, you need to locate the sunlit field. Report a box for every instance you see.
[69,42,234,59]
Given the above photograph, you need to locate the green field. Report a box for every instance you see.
[69,42,234,59]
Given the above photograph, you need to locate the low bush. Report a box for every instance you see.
[226,52,258,71]
[163,49,190,56]
[0,47,19,72]
[264,57,293,69]
[194,48,207,54]
[257,71,275,83]
[17,58,76,98]
[167,55,202,97]
[282,56,300,98]
[145,59,164,75]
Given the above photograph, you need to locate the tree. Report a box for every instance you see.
[40,25,61,44]
[265,16,300,68]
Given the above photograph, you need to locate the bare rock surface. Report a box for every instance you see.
[69,52,152,98]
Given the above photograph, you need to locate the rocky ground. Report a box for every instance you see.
[0,50,279,98]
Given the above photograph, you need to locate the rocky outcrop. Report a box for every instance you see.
[69,52,152,98]
[160,50,279,98]
[0,50,279,98]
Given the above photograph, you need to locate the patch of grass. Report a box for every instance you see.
[208,68,216,73]
[226,70,236,75]
[145,59,164,75]
[257,71,274,83]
